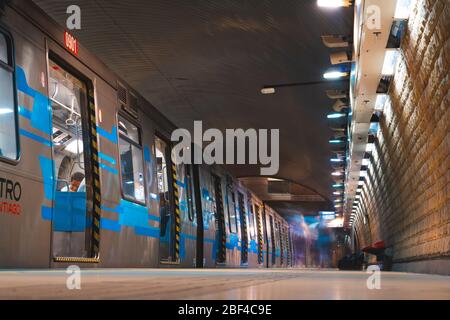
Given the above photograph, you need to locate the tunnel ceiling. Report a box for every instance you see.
[33,0,353,213]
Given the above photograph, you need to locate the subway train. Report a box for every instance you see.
[0,0,294,269]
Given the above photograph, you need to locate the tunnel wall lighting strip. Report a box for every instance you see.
[330,158,344,162]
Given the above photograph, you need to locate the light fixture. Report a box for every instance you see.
[323,71,349,79]
[330,158,344,162]
[64,139,83,154]
[381,50,400,76]
[327,113,347,119]
[317,0,352,8]
[358,180,364,186]
[334,198,342,202]
[0,108,13,115]
[329,139,344,144]
[261,87,275,95]
[332,171,343,176]
[333,191,342,195]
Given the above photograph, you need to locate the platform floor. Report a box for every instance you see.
[0,268,449,299]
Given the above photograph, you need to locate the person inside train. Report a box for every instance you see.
[61,172,85,192]
[159,191,170,237]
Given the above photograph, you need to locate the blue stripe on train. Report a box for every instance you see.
[20,129,52,147]
[97,125,118,144]
[16,67,52,135]
[99,162,118,175]
[98,152,116,166]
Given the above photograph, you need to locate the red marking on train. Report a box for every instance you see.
[0,202,21,216]
[64,31,78,56]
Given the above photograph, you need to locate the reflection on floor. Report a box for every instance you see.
[0,269,449,300]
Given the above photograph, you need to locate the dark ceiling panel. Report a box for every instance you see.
[33,0,353,204]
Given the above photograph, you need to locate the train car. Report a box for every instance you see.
[0,0,293,269]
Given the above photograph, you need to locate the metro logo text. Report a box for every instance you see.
[0,177,22,216]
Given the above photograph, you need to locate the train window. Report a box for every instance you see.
[226,185,238,233]
[155,135,178,261]
[0,32,8,64]
[185,165,195,222]
[0,31,19,161]
[248,202,256,239]
[118,115,145,203]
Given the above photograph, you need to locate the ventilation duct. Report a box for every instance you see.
[321,35,351,48]
[330,51,353,65]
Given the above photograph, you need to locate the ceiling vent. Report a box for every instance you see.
[326,89,348,99]
[117,83,139,118]
[387,20,407,49]
[117,84,127,105]
[330,51,353,65]
[376,75,393,94]
[321,35,351,48]
[332,99,349,112]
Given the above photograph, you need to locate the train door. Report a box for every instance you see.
[237,192,248,265]
[192,164,204,267]
[155,135,177,263]
[48,56,95,259]
[269,215,276,266]
[212,174,226,264]
[278,221,284,266]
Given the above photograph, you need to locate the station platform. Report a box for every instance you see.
[0,269,449,300]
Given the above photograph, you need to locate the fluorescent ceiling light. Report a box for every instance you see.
[0,108,14,114]
[317,0,351,8]
[320,211,336,215]
[65,139,83,154]
[394,0,413,19]
[333,191,342,195]
[332,183,343,188]
[327,113,346,119]
[330,158,344,162]
[382,50,400,75]
[332,171,343,176]
[261,87,275,94]
[323,71,349,79]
